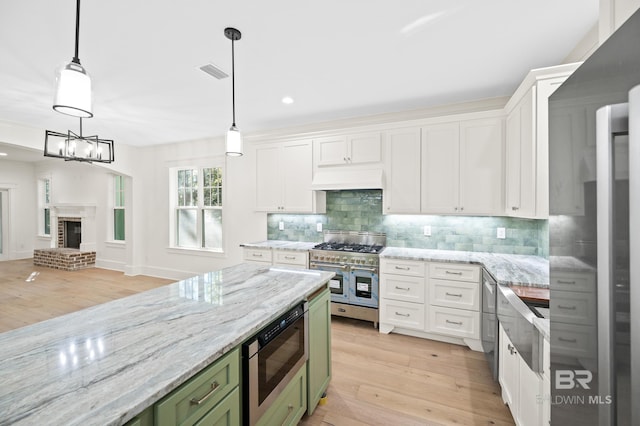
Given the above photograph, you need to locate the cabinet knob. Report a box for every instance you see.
[454,207,458,211]
[343,157,347,162]
[460,207,464,211]
[512,206,519,211]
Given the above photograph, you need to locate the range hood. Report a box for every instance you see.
[310,168,384,190]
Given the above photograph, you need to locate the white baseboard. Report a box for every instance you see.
[95,259,126,272]
[125,265,193,281]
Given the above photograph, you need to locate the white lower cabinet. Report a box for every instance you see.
[499,323,548,426]
[380,258,481,350]
[242,248,308,268]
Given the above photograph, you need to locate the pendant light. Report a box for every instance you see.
[225,27,243,157]
[53,0,93,118]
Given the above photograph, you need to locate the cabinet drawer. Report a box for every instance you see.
[429,262,480,282]
[243,248,272,263]
[381,259,426,277]
[381,274,425,303]
[550,290,595,325]
[429,306,479,339]
[380,299,425,331]
[550,272,595,293]
[256,365,307,426]
[194,387,240,426]
[551,323,595,358]
[155,348,240,426]
[430,278,479,311]
[273,250,308,267]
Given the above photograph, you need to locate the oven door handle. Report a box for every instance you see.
[351,266,377,273]
[310,262,350,271]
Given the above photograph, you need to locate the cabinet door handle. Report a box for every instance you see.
[559,337,577,343]
[395,312,410,317]
[557,280,576,285]
[338,308,346,313]
[558,305,577,310]
[512,206,519,211]
[252,253,263,257]
[446,319,463,326]
[190,381,220,405]
[394,266,410,270]
[281,404,295,426]
[284,255,296,260]
[445,292,463,297]
[395,286,410,291]
[445,271,463,276]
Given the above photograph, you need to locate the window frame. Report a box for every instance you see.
[169,161,225,254]
[113,175,125,242]
[37,176,52,237]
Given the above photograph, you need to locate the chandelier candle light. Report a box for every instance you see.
[225,27,243,157]
[44,119,114,163]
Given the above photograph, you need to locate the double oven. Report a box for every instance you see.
[309,231,385,327]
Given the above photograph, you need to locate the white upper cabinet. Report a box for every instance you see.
[421,122,460,214]
[314,132,382,167]
[421,117,504,216]
[255,140,326,213]
[383,127,422,214]
[504,64,580,218]
[459,117,504,215]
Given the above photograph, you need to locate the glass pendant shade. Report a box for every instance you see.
[226,125,243,157]
[53,61,93,118]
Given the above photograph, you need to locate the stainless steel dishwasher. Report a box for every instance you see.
[496,284,543,373]
[481,269,498,380]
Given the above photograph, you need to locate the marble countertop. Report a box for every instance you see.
[380,247,549,288]
[0,263,334,426]
[240,240,318,251]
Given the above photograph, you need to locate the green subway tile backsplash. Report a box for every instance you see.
[267,190,548,256]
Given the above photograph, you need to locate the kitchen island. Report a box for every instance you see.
[0,263,334,426]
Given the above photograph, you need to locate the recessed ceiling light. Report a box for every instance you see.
[282,96,294,105]
[0,152,7,156]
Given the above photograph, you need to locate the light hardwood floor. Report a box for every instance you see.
[0,259,514,425]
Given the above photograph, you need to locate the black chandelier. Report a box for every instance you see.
[44,119,114,163]
[45,0,115,164]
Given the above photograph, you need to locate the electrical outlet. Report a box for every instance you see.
[279,221,284,231]
[316,223,323,232]
[423,225,431,236]
[497,227,506,239]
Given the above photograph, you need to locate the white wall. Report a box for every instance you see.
[134,137,265,280]
[0,160,36,259]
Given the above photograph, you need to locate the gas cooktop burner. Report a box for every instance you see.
[312,242,384,254]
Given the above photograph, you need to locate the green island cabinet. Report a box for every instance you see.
[155,347,240,426]
[125,286,331,426]
[307,286,331,415]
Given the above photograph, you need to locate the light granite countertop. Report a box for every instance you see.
[240,240,318,251]
[380,247,549,288]
[0,263,334,426]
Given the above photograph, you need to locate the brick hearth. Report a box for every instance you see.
[33,248,96,271]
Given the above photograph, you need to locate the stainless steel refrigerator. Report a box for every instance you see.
[549,9,640,426]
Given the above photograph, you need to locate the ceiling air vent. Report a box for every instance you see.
[199,63,229,79]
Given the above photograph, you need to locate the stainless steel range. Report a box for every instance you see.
[309,231,385,327]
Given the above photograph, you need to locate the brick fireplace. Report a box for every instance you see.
[33,204,97,271]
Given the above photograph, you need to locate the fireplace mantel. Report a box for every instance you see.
[51,204,96,218]
[50,204,97,251]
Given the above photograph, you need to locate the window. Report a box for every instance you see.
[38,178,51,236]
[174,166,223,250]
[114,175,125,241]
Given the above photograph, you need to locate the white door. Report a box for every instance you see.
[0,190,8,261]
[282,140,313,212]
[255,144,282,211]
[421,122,460,214]
[314,136,347,166]
[348,132,382,165]
[384,128,421,213]
[459,118,504,215]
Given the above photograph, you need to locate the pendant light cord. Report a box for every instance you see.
[73,0,81,64]
[231,37,236,126]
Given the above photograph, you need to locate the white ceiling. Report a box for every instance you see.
[0,0,598,153]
